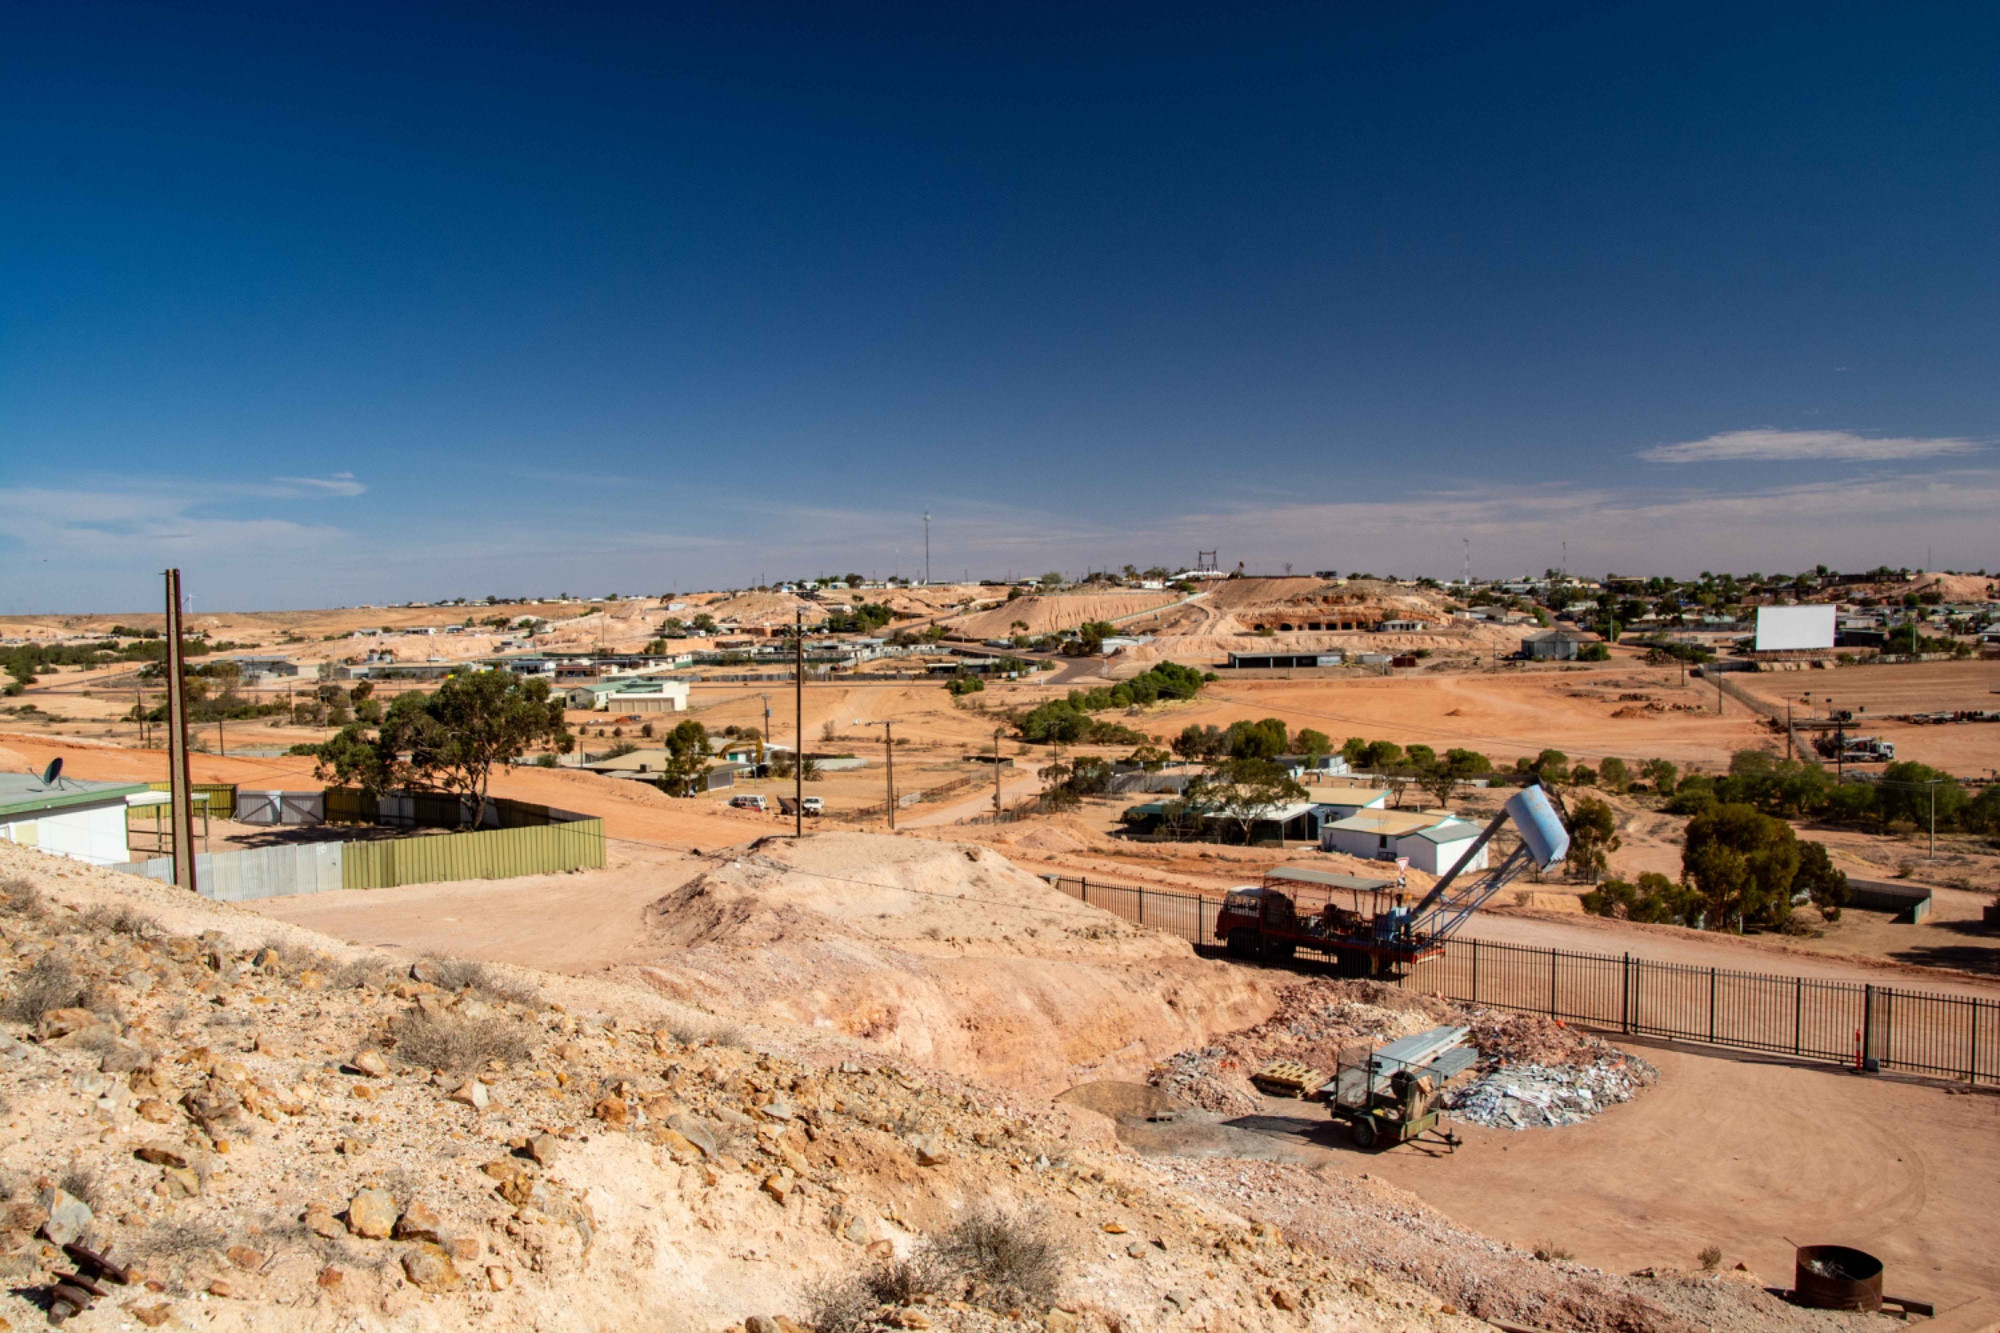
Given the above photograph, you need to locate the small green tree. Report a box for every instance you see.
[1183,759,1308,845]
[1171,723,1221,760]
[1683,802,1801,930]
[1581,871,1700,924]
[1412,747,1492,808]
[1565,795,1619,882]
[1293,729,1332,759]
[1223,718,1290,760]
[315,671,572,825]
[1640,758,1679,794]
[1358,739,1404,772]
[1598,757,1630,792]
[1793,841,1850,918]
[654,719,713,795]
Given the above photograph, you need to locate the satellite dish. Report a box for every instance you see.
[39,757,63,787]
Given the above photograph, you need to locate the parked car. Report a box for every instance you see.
[729,794,769,812]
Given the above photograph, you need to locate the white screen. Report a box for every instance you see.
[1755,605,1836,652]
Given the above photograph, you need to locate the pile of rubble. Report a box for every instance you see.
[1445,1010,1657,1129]
[1441,1057,1657,1130]
[1150,983,1660,1133]
[1147,981,1456,1113]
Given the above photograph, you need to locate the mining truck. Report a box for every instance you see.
[1215,783,1571,974]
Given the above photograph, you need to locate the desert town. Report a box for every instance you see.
[1,562,1997,1331]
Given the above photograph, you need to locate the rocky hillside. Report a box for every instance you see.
[0,840,1878,1333]
[0,843,1470,1332]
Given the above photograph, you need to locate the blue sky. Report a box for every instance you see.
[4,2,1997,611]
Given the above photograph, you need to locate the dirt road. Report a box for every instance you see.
[1460,907,2000,999]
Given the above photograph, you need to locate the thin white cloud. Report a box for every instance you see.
[269,472,367,497]
[1638,428,1984,464]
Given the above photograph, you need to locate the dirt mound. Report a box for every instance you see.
[696,590,824,626]
[633,833,1280,1094]
[946,592,1179,639]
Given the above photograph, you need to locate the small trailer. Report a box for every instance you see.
[1321,1025,1476,1152]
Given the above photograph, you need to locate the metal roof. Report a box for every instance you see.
[1262,866,1395,892]
[1402,820,1480,844]
[1326,809,1453,836]
[0,773,151,819]
[1304,784,1391,805]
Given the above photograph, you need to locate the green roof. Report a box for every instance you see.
[0,773,151,820]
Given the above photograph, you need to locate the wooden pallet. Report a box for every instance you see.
[1250,1061,1324,1098]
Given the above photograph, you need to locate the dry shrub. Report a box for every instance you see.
[1532,1240,1574,1262]
[3,954,98,1025]
[667,1016,749,1050]
[388,1007,529,1073]
[803,1236,962,1330]
[331,956,394,990]
[58,1165,99,1209]
[1698,1244,1723,1271]
[867,1251,951,1306]
[256,937,329,977]
[0,877,44,919]
[82,903,156,938]
[424,955,541,1007]
[133,1217,230,1288]
[803,1272,878,1333]
[932,1208,1063,1309]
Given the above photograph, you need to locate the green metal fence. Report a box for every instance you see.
[323,787,377,824]
[137,781,237,819]
[340,818,605,889]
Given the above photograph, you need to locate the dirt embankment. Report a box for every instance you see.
[946,593,1183,639]
[627,833,1281,1095]
[0,842,1498,1333]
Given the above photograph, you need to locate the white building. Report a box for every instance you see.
[1304,783,1392,822]
[605,680,691,714]
[0,772,159,867]
[1320,809,1488,877]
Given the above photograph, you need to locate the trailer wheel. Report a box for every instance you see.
[1227,930,1258,958]
[1266,940,1295,961]
[1351,1117,1378,1150]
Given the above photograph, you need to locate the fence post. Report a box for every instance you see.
[1800,972,1816,1056]
[1708,968,1717,1043]
[1621,953,1630,1035]
[1972,1000,1982,1084]
[1470,940,1479,1004]
[1548,948,1558,1018]
[1137,888,1146,928]
[1861,984,1875,1072]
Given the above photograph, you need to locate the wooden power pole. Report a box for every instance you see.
[794,609,804,838]
[163,568,199,895]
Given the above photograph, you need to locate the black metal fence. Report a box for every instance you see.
[1046,874,2000,1085]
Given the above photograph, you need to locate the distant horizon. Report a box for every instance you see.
[5,4,1996,610]
[4,563,1992,622]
